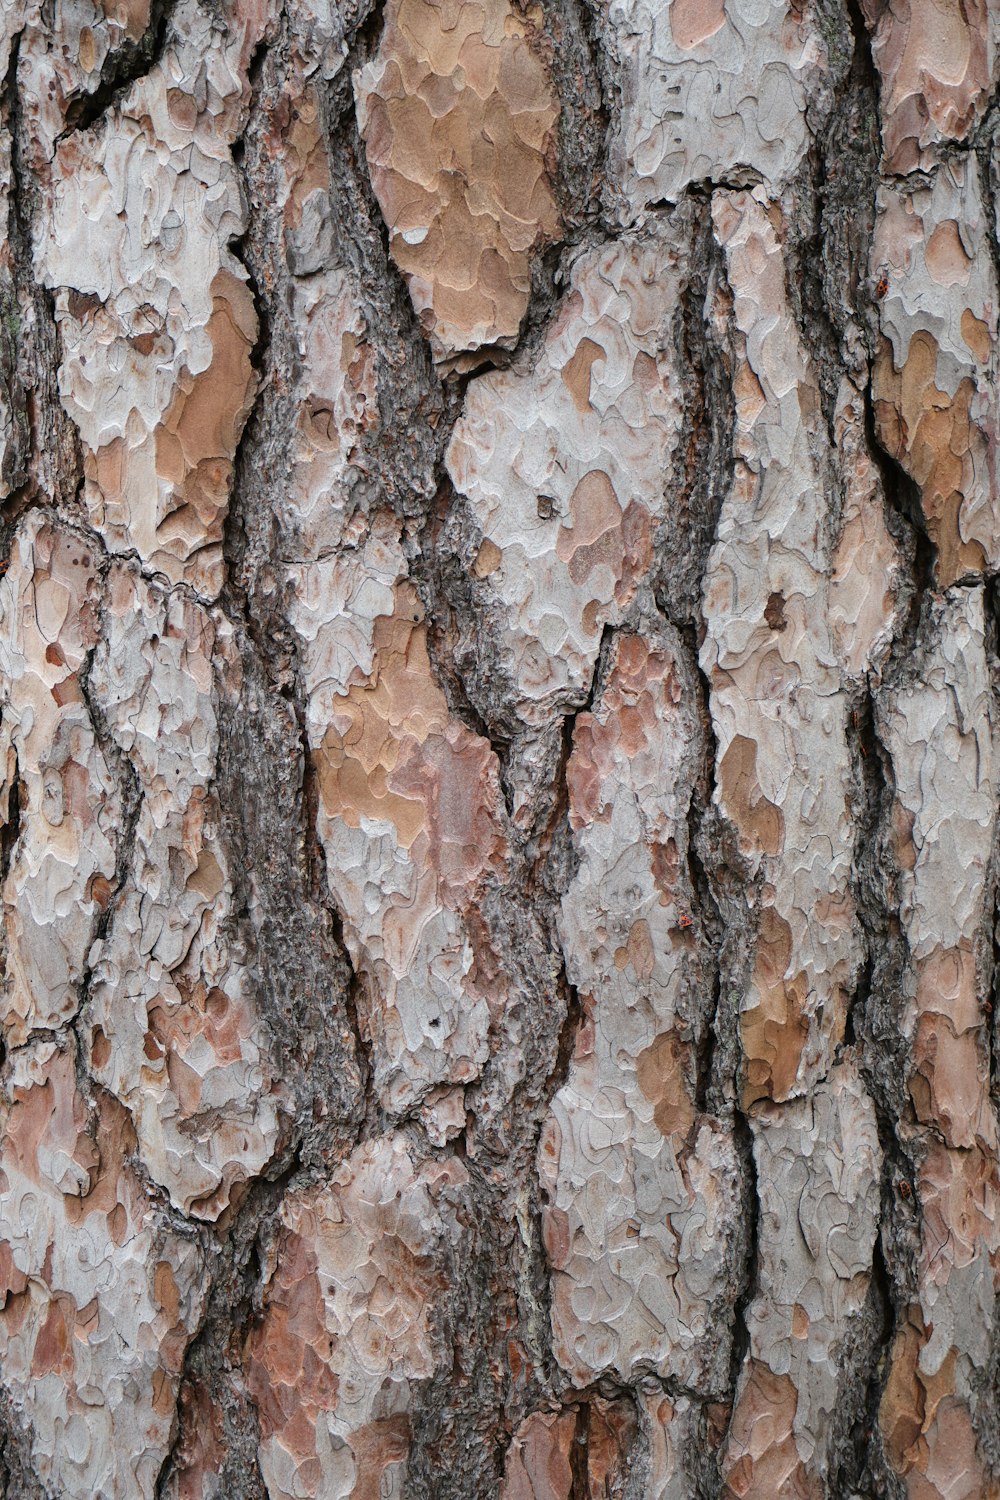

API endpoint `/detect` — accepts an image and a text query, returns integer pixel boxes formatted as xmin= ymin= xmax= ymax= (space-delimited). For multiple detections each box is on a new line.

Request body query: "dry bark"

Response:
xmin=0 ymin=0 xmax=999 ymax=1497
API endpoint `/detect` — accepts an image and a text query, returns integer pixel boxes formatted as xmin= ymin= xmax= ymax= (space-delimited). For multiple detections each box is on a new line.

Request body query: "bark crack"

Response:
xmin=55 ymin=0 xmax=179 ymax=142
xmin=3 ymin=30 xmax=81 ymax=514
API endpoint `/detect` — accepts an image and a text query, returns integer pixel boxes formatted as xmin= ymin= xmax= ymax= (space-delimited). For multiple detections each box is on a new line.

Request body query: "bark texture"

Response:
xmin=0 ymin=0 xmax=998 ymax=1497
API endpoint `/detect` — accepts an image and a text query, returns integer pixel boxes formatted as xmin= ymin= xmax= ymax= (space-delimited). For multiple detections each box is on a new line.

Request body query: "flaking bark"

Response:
xmin=0 ymin=1 xmax=999 ymax=1498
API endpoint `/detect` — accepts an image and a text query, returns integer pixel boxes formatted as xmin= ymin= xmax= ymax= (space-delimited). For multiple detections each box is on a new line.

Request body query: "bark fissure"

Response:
xmin=3 ymin=29 xmax=80 ymax=513
xmin=846 ymin=679 xmax=912 ymax=1500
xmin=75 ymin=598 xmax=143 ymax=1013
xmin=56 ymin=0 xmax=179 ymax=141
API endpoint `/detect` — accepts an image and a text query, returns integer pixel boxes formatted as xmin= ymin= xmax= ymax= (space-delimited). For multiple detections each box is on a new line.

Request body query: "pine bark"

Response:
xmin=0 ymin=1 xmax=998 ymax=1497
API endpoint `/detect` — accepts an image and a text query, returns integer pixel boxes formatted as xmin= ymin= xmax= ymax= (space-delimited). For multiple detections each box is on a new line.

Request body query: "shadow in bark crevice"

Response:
xmin=2 ymin=32 xmax=82 ymax=516
xmin=56 ymin=0 xmax=178 ymax=142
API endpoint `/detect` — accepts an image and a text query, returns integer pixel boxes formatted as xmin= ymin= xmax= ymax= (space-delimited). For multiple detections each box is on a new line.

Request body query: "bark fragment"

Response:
xmin=354 ymin=0 xmax=561 ymax=366
xmin=862 ymin=0 xmax=997 ymax=173
xmin=0 ymin=515 xmax=117 ymax=1043
xmin=602 ymin=0 xmax=827 ymax=220
xmin=540 ymin=626 xmax=740 ymax=1389
xmin=84 ymin=563 xmax=280 ymax=1220
xmin=0 ymin=1040 xmax=205 ymax=1500
xmin=36 ymin=0 xmax=263 ymax=597
xmin=876 ymin=588 xmax=1000 ymax=1500
xmin=721 ymin=1061 xmax=881 ymax=1498
xmin=245 ymin=1133 xmax=467 ymax=1500
xmin=703 ymin=191 xmax=886 ymax=1107
xmin=873 ymin=157 xmax=999 ymax=585
xmin=446 ymin=222 xmax=688 ymax=756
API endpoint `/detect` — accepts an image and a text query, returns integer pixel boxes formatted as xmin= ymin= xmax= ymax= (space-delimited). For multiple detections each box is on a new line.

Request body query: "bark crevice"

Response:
xmin=56 ymin=0 xmax=179 ymax=142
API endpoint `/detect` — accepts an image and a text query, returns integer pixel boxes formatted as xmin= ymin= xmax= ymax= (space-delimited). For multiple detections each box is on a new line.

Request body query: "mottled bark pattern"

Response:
xmin=0 ymin=0 xmax=999 ymax=1497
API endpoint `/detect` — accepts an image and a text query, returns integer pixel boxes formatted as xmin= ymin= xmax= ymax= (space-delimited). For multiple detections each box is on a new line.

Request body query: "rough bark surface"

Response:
xmin=0 ymin=1 xmax=999 ymax=1497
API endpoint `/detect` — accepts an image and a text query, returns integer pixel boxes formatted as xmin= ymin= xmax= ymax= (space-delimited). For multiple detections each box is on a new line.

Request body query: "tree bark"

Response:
xmin=0 ymin=0 xmax=998 ymax=1497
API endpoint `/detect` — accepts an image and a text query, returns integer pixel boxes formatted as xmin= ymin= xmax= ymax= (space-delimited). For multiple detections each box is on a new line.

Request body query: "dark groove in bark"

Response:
xmin=154 ymin=1147 xmax=307 ymax=1500
xmin=75 ymin=565 xmax=144 ymax=1019
xmin=684 ymin=636 xmax=724 ymax=1120
xmin=656 ymin=196 xmax=732 ymax=631
xmin=0 ymin=36 xmax=29 ymax=500
xmin=843 ymin=0 xmax=880 ymax=148
xmin=416 ymin=475 xmax=516 ymax=817
xmin=3 ymin=32 xmax=81 ymax=514
xmin=0 ymin=1388 xmax=51 ymax=1500
xmin=56 ymin=0 xmax=178 ymax=141
xmin=719 ymin=1108 xmax=758 ymax=1461
xmin=849 ymin=673 xmax=919 ymax=1500
xmin=568 ymin=1401 xmax=591 ymax=1500
xmin=543 ymin=0 xmax=608 ymax=238
xmin=0 ymin=749 xmax=21 ymax=901
xmin=862 ymin=378 xmax=936 ymax=618
xmin=850 ymin=1228 xmax=898 ymax=1499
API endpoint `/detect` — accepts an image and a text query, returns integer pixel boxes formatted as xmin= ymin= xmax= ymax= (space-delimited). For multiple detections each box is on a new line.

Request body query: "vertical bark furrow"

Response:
xmin=871 ymin=592 xmax=1000 ymax=1499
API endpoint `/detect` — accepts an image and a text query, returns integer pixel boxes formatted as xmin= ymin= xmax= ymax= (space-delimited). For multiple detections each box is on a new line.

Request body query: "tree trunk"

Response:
xmin=0 ymin=0 xmax=998 ymax=1496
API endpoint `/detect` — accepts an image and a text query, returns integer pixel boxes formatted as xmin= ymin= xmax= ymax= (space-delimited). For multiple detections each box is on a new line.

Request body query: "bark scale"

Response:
xmin=0 ymin=0 xmax=997 ymax=1498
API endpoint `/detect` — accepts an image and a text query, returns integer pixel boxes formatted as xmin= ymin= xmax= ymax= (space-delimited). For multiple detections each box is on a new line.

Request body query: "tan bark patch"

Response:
xmin=355 ymin=0 xmax=561 ymax=362
xmin=875 ymin=336 xmax=986 ymax=585
xmin=718 ymin=736 xmax=784 ymax=858
xmin=722 ymin=1364 xmax=821 ymax=1500
xmin=863 ymin=0 xmax=992 ymax=170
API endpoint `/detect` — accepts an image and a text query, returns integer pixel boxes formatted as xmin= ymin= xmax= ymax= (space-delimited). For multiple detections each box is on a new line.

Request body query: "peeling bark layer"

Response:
xmin=0 ymin=1 xmax=1000 ymax=1498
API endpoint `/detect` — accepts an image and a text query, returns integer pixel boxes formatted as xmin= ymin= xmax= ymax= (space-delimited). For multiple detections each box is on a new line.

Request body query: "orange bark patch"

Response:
xmin=315 ymin=588 xmax=505 ymax=890
xmin=356 ymin=0 xmax=561 ymax=358
xmin=557 ymin=470 xmax=624 ymax=584
xmin=560 ymin=338 xmax=604 ymax=414
xmin=719 ymin=735 xmax=784 ymax=857
xmin=918 ymin=1139 xmax=1000 ymax=1280
xmin=246 ymin=1226 xmax=339 ymax=1454
xmin=924 ymin=221 xmax=972 ymax=286
xmin=636 ymin=1029 xmax=696 ymax=1137
xmin=866 ymin=0 xmax=992 ymax=170
xmin=723 ymin=1362 xmax=822 ymax=1500
xmin=32 ymin=1295 xmax=74 ymax=1378
xmin=349 ymin=1417 xmax=412 ymax=1500
xmin=670 ymin=0 xmax=727 ymax=50
xmin=881 ymin=1305 xmax=993 ymax=1499
xmin=874 ymin=335 xmax=986 ymax=585
xmin=153 ymin=269 xmax=256 ymax=562
xmin=741 ymin=905 xmax=808 ymax=1106
xmin=910 ymin=946 xmax=991 ymax=1148
xmin=501 ymin=1409 xmax=575 ymax=1500
xmin=960 ymin=307 xmax=991 ymax=364
xmin=473 ymin=537 xmax=502 ymax=577
xmin=565 ymin=635 xmax=680 ymax=830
